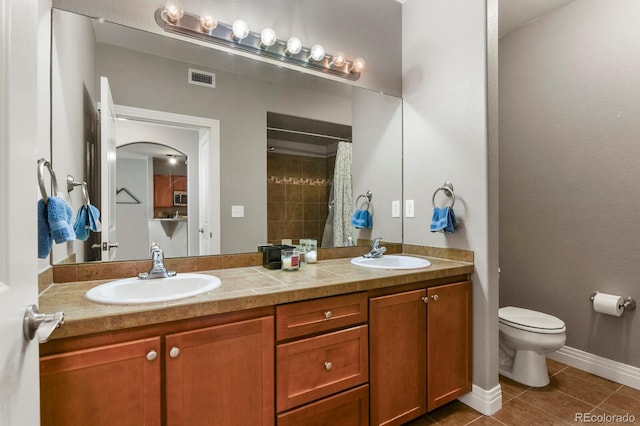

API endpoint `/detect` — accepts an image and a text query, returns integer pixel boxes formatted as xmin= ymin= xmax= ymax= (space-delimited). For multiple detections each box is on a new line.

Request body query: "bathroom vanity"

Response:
xmin=39 ymin=253 xmax=473 ymax=426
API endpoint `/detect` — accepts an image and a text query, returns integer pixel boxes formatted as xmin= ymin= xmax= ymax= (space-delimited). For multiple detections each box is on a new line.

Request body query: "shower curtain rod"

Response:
xmin=267 ymin=126 xmax=352 ymax=142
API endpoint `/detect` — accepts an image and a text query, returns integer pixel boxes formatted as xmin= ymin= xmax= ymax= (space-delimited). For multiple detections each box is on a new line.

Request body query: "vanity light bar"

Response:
xmin=154 ymin=8 xmax=364 ymax=81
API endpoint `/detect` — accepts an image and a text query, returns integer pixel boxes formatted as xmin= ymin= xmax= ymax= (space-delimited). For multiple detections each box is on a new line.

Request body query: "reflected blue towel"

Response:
xmin=430 ymin=206 xmax=457 ymax=233
xmin=38 ymin=199 xmax=52 ymax=259
xmin=87 ymin=204 xmax=102 ymax=232
xmin=73 ymin=206 xmax=90 ymax=241
xmin=73 ymin=204 xmax=102 ymax=241
xmin=351 ymin=209 xmax=373 ymax=229
xmin=47 ymin=196 xmax=76 ymax=243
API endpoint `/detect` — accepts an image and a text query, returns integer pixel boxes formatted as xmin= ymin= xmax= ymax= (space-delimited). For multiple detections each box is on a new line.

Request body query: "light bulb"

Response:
xmin=330 ymin=52 xmax=346 ymax=67
xmin=308 ymin=44 xmax=325 ymax=62
xmin=286 ymin=37 xmax=302 ymax=55
xmin=164 ymin=0 xmax=184 ymax=22
xmin=351 ymin=58 xmax=366 ymax=73
xmin=200 ymin=14 xmax=217 ymax=31
xmin=260 ymin=28 xmax=277 ymax=47
xmin=169 ymin=157 xmax=177 ymax=165
xmin=232 ymin=19 xmax=249 ymax=40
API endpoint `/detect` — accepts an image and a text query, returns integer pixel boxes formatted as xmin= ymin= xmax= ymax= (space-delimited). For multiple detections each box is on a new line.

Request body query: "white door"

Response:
xmin=0 ymin=0 xmax=45 ymax=424
xmin=99 ymin=76 xmax=118 ymax=261
xmin=198 ymin=132 xmax=212 ymax=255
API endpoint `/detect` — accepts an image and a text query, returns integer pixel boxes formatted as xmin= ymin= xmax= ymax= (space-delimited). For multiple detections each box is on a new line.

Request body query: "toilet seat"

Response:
xmin=499 ymin=306 xmax=566 ymax=335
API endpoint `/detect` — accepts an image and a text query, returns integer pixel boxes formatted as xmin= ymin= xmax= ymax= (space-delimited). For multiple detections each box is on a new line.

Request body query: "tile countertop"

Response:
xmin=39 ymin=255 xmax=474 ymax=340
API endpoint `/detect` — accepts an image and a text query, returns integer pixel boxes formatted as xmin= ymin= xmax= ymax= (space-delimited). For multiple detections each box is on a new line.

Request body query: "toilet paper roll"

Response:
xmin=592 ymin=293 xmax=624 ymax=317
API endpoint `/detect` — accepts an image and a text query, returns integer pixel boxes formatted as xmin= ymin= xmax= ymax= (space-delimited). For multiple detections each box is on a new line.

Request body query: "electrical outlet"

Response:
xmin=405 ymin=200 xmax=415 ymax=218
xmin=392 ymin=200 xmax=400 ymax=218
xmin=231 ymin=205 xmax=244 ymax=218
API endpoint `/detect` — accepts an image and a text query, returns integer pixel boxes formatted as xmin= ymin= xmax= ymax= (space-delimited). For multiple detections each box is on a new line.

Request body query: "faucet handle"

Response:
xmin=371 ymin=237 xmax=384 ymax=248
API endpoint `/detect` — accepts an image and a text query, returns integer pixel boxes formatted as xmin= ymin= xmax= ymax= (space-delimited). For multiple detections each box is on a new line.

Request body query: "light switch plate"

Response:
xmin=231 ymin=205 xmax=244 ymax=218
xmin=405 ymin=200 xmax=415 ymax=218
xmin=392 ymin=200 xmax=400 ymax=218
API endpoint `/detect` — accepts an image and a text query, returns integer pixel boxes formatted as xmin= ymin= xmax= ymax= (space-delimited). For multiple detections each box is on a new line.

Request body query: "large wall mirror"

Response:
xmin=50 ymin=8 xmax=403 ymax=265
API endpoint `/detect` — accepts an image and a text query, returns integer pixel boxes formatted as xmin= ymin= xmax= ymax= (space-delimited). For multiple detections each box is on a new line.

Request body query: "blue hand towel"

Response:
xmin=73 ymin=205 xmax=90 ymax=241
xmin=87 ymin=204 xmax=102 ymax=232
xmin=430 ymin=206 xmax=458 ymax=233
xmin=351 ymin=209 xmax=373 ymax=229
xmin=38 ymin=199 xmax=52 ymax=259
xmin=47 ymin=196 xmax=76 ymax=243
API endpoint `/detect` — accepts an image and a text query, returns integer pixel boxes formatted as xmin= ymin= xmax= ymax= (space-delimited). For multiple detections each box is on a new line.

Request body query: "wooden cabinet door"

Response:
xmin=427 ymin=280 xmax=472 ymax=411
xmin=165 ymin=316 xmax=274 ymax=426
xmin=369 ymin=289 xmax=427 ymax=426
xmin=172 ymin=175 xmax=187 ymax=191
xmin=40 ymin=337 xmax=161 ymax=426
xmin=154 ymin=174 xmax=173 ymax=208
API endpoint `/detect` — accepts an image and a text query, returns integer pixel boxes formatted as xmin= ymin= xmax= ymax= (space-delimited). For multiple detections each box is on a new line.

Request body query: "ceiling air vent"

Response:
xmin=188 ymin=68 xmax=215 ymax=88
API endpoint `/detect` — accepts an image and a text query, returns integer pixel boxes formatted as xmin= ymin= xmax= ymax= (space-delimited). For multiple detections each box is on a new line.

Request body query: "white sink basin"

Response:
xmin=350 ymin=255 xmax=432 ymax=270
xmin=85 ymin=273 xmax=221 ymax=305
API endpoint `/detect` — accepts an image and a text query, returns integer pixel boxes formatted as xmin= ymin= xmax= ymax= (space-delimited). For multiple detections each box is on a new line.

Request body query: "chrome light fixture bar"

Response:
xmin=154 ymin=8 xmax=364 ymax=81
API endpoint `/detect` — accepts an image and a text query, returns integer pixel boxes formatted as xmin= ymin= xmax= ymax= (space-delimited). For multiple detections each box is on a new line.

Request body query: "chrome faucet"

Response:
xmin=138 ymin=242 xmax=177 ymax=279
xmin=363 ymin=237 xmax=387 ymax=258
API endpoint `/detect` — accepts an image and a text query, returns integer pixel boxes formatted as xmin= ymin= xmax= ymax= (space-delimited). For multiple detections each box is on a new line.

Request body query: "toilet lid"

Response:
xmin=499 ymin=306 xmax=565 ymax=333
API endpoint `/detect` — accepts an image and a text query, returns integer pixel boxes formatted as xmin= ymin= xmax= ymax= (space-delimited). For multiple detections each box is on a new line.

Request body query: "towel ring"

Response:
xmin=67 ymin=175 xmax=90 ymax=206
xmin=37 ymin=159 xmax=59 ymax=204
xmin=432 ymin=181 xmax=455 ymax=208
xmin=356 ymin=190 xmax=373 ymax=209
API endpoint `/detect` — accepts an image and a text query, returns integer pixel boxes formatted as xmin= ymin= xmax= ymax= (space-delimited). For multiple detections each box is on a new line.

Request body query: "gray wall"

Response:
xmin=52 ymin=0 xmax=402 ymax=96
xmin=50 ymin=10 xmax=96 ymax=264
xmin=115 ymin=157 xmax=150 ymax=260
xmin=403 ymin=0 xmax=499 ymax=396
xmin=500 ymin=0 xmax=640 ymax=367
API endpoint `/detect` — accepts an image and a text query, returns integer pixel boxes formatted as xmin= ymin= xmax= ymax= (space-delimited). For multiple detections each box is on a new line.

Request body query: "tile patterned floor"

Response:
xmin=405 ymin=358 xmax=640 ymax=425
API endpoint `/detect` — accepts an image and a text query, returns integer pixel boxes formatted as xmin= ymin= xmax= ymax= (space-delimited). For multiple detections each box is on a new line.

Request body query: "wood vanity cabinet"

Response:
xmin=40 ymin=337 xmax=162 ymax=426
xmin=369 ymin=281 xmax=472 ymax=426
xmin=40 ymin=315 xmax=274 ymax=426
xmin=275 ymin=292 xmax=369 ymax=426
xmin=165 ymin=316 xmax=274 ymax=425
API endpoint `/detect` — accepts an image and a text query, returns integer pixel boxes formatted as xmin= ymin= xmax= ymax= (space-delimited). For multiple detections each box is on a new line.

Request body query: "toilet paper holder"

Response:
xmin=589 ymin=292 xmax=636 ymax=312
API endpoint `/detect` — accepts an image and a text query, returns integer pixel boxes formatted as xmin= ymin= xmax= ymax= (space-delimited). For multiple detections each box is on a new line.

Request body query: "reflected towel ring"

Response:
xmin=37 ymin=158 xmax=59 ymax=204
xmin=356 ymin=190 xmax=373 ymax=209
xmin=67 ymin=174 xmax=90 ymax=206
xmin=432 ymin=181 xmax=455 ymax=208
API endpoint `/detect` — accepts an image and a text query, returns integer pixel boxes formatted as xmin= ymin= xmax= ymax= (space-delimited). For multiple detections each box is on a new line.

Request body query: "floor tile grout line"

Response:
xmin=551 ymin=388 xmax=598 ymax=410
xmin=592 ymin=384 xmax=625 ymax=412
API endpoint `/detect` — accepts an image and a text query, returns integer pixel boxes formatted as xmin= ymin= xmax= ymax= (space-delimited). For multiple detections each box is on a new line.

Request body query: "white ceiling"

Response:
xmin=498 ymin=0 xmax=574 ymax=37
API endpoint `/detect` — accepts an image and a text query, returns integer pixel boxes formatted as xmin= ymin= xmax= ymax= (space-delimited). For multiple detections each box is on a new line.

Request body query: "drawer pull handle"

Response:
xmin=324 ymin=311 xmax=332 ymax=320
xmin=432 ymin=294 xmax=439 ymax=301
xmin=146 ymin=350 xmax=158 ymax=362
xmin=421 ymin=296 xmax=428 ymax=304
xmin=324 ymin=361 xmax=333 ymax=371
xmin=169 ymin=347 xmax=181 ymax=358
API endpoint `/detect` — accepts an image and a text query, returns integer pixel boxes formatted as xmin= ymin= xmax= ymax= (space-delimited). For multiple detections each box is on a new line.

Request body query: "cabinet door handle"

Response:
xmin=421 ymin=296 xmax=428 ymax=304
xmin=146 ymin=350 xmax=158 ymax=361
xmin=324 ymin=361 xmax=333 ymax=371
xmin=324 ymin=311 xmax=332 ymax=319
xmin=169 ymin=347 xmax=181 ymax=358
xmin=431 ymin=294 xmax=439 ymax=301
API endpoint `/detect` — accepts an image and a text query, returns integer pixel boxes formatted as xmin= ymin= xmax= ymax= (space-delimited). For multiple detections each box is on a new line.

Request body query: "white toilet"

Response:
xmin=498 ymin=306 xmax=566 ymax=387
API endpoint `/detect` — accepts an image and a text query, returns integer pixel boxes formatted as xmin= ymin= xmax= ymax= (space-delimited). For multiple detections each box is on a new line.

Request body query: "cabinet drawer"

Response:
xmin=276 ymin=292 xmax=367 ymax=341
xmin=277 ymin=385 xmax=369 ymax=426
xmin=276 ymin=325 xmax=368 ymax=412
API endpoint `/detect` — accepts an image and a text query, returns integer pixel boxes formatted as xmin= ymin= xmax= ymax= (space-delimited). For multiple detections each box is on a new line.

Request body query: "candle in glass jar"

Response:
xmin=306 ymin=250 xmax=317 ymax=263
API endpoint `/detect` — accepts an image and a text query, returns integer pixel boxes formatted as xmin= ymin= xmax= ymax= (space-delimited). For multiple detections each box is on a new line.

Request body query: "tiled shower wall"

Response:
xmin=267 ymin=152 xmax=336 ymax=246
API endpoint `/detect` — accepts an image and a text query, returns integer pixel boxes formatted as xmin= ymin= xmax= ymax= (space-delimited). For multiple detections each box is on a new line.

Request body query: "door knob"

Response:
xmin=93 ymin=242 xmax=119 ymax=251
xmin=23 ymin=305 xmax=64 ymax=343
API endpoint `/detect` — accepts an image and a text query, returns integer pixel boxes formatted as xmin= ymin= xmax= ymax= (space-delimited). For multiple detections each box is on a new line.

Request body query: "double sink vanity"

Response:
xmin=39 ymin=246 xmax=473 ymax=426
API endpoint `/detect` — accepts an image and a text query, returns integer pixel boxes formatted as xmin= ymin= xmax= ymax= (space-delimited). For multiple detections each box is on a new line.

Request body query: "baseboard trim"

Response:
xmin=458 ymin=384 xmax=502 ymax=415
xmin=548 ymin=345 xmax=640 ymax=390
